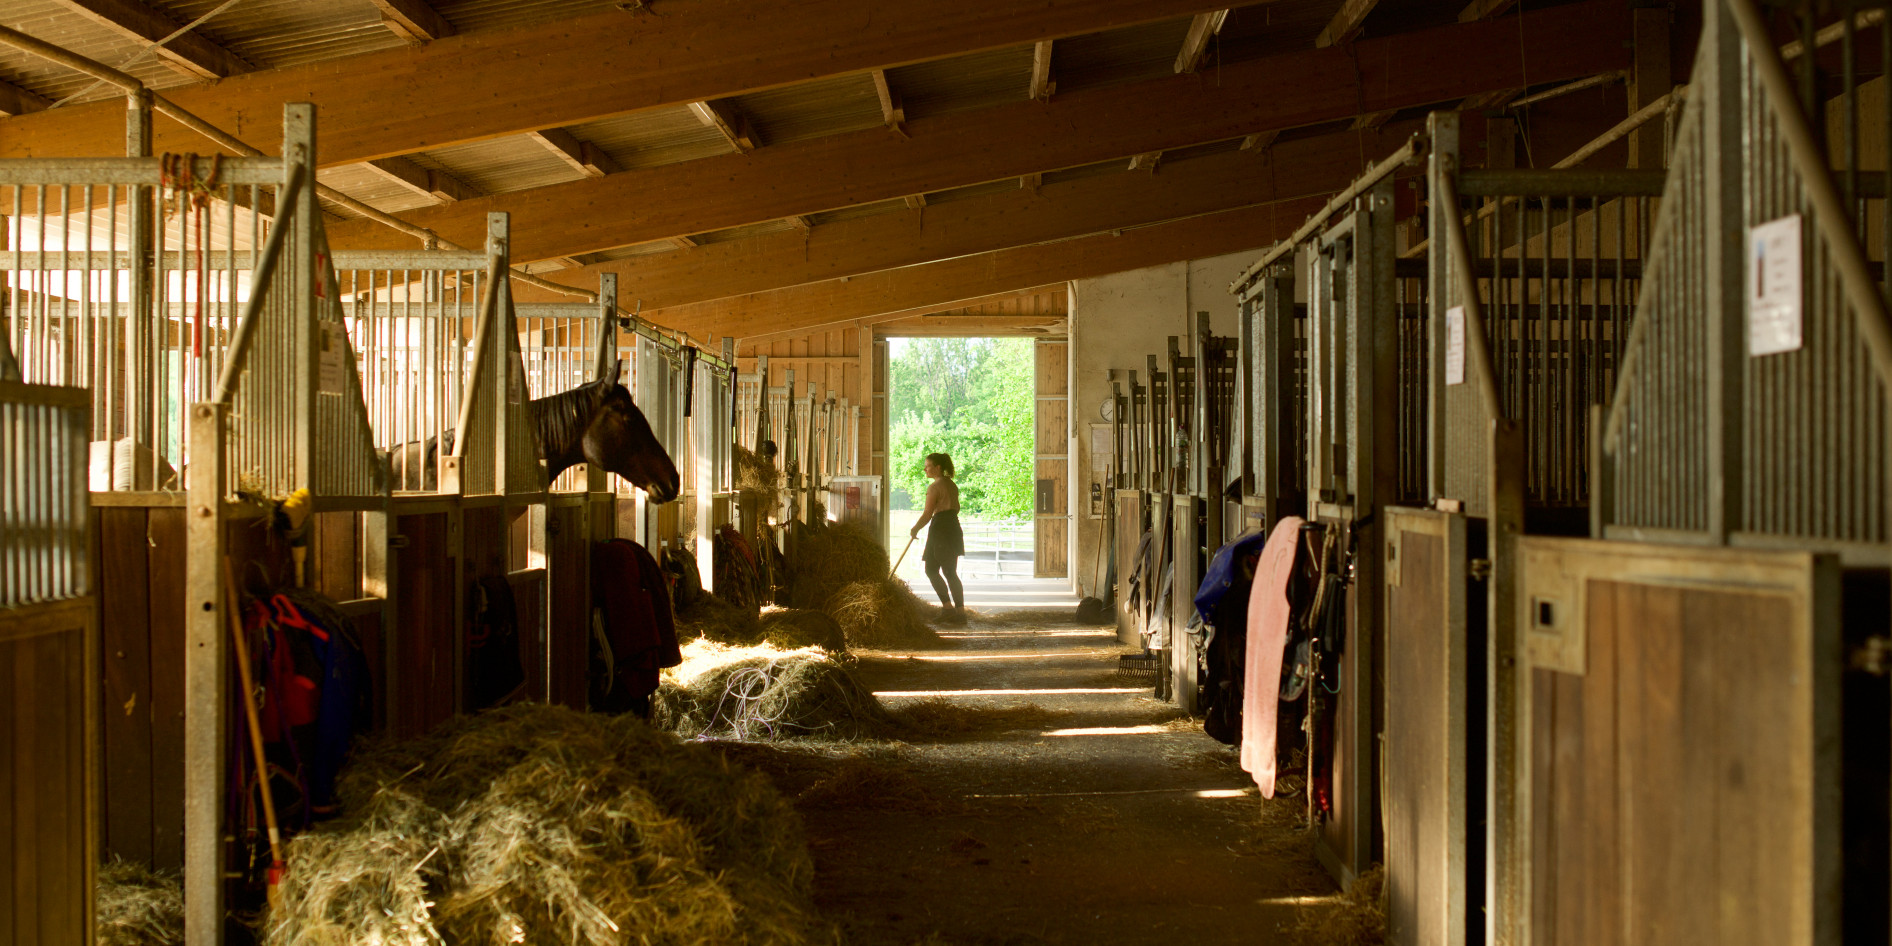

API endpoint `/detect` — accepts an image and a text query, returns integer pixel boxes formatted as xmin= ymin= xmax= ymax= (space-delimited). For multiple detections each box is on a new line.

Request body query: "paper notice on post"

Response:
xmin=1748 ymin=214 xmax=1803 ymax=356
xmin=1445 ymin=305 xmax=1466 ymax=385
xmin=318 ymin=322 xmax=347 ymax=395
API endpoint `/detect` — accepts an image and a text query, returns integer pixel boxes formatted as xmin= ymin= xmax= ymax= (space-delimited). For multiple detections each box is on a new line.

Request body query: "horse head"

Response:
xmin=585 ymin=359 xmax=680 ymax=503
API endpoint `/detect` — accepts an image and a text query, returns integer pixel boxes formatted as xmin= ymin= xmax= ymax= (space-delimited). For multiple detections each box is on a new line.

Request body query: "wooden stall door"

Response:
xmin=1516 ymin=539 xmax=1840 ymax=946
xmin=1034 ymin=339 xmax=1069 ymax=578
xmin=1114 ymin=490 xmax=1144 ymax=645
xmin=1383 ymin=508 xmax=1470 ymax=946
xmin=3 ymin=600 xmax=94 ymax=946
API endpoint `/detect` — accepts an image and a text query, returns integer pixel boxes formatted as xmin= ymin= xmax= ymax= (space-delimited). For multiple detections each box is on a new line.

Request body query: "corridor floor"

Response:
xmin=750 ymin=614 xmax=1373 ymax=945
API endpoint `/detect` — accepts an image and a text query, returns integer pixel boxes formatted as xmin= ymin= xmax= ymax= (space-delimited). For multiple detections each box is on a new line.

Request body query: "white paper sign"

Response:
xmin=317 ymin=322 xmax=347 ymax=395
xmin=1445 ymin=305 xmax=1466 ymax=385
xmin=1748 ymin=214 xmax=1803 ymax=356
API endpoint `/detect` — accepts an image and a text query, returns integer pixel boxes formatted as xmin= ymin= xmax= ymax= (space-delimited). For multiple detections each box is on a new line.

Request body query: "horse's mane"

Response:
xmin=527 ymin=380 xmax=609 ymax=460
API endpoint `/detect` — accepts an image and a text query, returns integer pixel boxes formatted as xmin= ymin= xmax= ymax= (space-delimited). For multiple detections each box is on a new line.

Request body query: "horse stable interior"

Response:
xmin=3 ymin=0 xmax=1890 ymax=944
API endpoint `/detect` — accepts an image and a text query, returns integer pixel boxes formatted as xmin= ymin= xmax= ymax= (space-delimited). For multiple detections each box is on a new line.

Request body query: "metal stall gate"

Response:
xmin=0 ymin=380 xmax=93 ymax=946
xmin=1557 ymin=1 xmax=1890 ymax=942
xmin=1422 ymin=103 xmax=1658 ymax=945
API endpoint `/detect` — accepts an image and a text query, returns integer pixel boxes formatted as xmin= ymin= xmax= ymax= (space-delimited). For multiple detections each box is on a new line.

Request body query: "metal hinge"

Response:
xmin=1468 ymin=558 xmax=1492 ymax=581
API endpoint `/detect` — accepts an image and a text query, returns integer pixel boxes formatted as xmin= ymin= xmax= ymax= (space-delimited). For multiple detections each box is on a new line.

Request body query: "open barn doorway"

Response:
xmin=883 ymin=337 xmax=1038 ymax=588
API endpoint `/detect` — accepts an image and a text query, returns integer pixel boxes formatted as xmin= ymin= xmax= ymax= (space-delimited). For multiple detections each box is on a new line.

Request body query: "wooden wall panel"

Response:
xmin=3 ymin=613 xmax=89 ymax=946
xmin=313 ymin=512 xmax=361 ymax=601
xmin=98 ymin=508 xmax=155 ymax=866
xmin=394 ymin=512 xmax=455 ymax=738
xmin=1035 ymin=339 xmax=1069 ymax=578
xmin=144 ymin=509 xmax=187 ymax=872
xmin=548 ymin=504 xmax=591 ymax=709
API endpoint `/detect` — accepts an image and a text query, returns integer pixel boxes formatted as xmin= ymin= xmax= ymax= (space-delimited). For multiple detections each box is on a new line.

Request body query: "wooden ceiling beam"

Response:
xmin=526 ymin=128 xmax=620 ymax=178
xmin=50 ymin=0 xmax=250 ymax=80
xmin=638 ymin=198 xmax=1329 ymax=342
xmin=1 ymin=0 xmax=1247 ymax=162
xmin=1128 ymin=151 xmax=1162 ymax=171
xmin=323 ymin=0 xmax=1627 ymax=259
xmin=1460 ymin=0 xmax=1519 ymax=22
xmin=876 ymin=313 xmax=1068 ymax=339
xmin=1351 ymin=109 xmax=1398 ymax=132
xmin=521 ymin=126 xmax=1427 ymax=311
xmin=1316 ymin=0 xmax=1379 ymax=48
xmin=369 ymin=0 xmax=455 ymax=43
xmin=1174 ymin=10 xmax=1229 ymax=73
xmin=361 ymin=155 xmax=477 ymax=203
xmin=0 ymin=79 xmax=49 ymax=118
xmin=689 ymin=100 xmax=759 ymax=152
xmin=904 ymin=193 xmax=927 ymax=210
xmin=1029 ymin=41 xmax=1055 ymax=100
xmin=1239 ymin=129 xmax=1278 ymax=151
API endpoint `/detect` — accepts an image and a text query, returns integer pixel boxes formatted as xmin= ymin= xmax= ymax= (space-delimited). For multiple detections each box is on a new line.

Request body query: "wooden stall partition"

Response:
xmin=1169 ymin=495 xmax=1201 ymax=712
xmin=1514 ymin=538 xmax=1840 ymax=946
xmin=1382 ymin=507 xmax=1475 ymax=946
xmin=1114 ymin=490 xmax=1145 ymax=645
xmin=1035 ymin=339 xmax=1070 ymax=577
xmin=1 ymin=381 xmax=95 ymax=946
xmin=545 ymin=497 xmax=592 ymax=708
xmin=392 ymin=511 xmax=458 ymax=738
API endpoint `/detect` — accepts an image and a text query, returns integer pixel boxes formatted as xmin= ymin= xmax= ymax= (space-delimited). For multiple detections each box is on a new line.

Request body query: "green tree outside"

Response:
xmin=888 ymin=337 xmax=1034 ymax=520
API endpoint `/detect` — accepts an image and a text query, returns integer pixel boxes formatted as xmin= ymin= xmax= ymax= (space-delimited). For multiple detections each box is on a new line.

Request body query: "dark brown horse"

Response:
xmin=386 ymin=355 xmax=678 ymax=500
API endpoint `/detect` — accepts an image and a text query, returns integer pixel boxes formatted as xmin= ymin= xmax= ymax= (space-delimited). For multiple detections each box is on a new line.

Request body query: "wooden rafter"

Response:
xmin=0 ymin=79 xmax=49 ymax=118
xmin=1174 ymin=10 xmax=1229 ymax=73
xmin=1316 ymin=0 xmax=1379 ymax=48
xmin=904 ymin=194 xmax=927 ymax=210
xmin=361 ymin=156 xmax=476 ymax=203
xmin=1020 ymin=172 xmax=1043 ymax=190
xmin=1128 ymin=151 xmax=1161 ymax=171
xmin=1239 ymin=129 xmax=1278 ymax=151
xmin=526 ymin=128 xmax=621 ymax=178
xmin=369 ymin=0 xmax=454 ymax=43
xmin=631 ymin=198 xmax=1330 ymax=341
xmin=1350 ymin=109 xmax=1398 ymax=132
xmin=514 ymin=124 xmax=1440 ymax=312
xmin=321 ymin=1 xmax=1630 ymax=257
xmin=2 ymin=0 xmax=1248 ymax=162
xmin=1459 ymin=0 xmax=1519 ymax=22
xmin=50 ymin=0 xmax=250 ymax=79
xmin=689 ymin=100 xmax=758 ymax=152
xmin=671 ymin=235 xmax=699 ymax=249
xmin=1458 ymin=88 xmax=1520 ymax=111
xmin=788 ymin=215 xmax=813 ymax=230
xmin=1029 ymin=41 xmax=1055 ymax=100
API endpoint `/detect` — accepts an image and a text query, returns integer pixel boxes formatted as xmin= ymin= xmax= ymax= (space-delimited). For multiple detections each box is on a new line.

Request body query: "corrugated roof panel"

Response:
xmin=1052 ymin=17 xmax=1193 ymax=94
xmin=690 ymin=218 xmax=800 ymax=246
xmin=0 ymin=1 xmax=204 ymax=105
xmin=316 ymin=162 xmax=442 ymax=216
xmin=809 ymin=198 xmax=906 ymax=226
xmin=727 ymin=73 xmax=884 ymax=147
xmin=569 ymin=106 xmax=735 ymax=171
xmin=886 ymin=45 xmax=1033 ymax=120
xmin=404 ymin=135 xmax=584 ymax=196
xmin=433 ymin=0 xmax=623 ymax=33
xmin=165 ymin=0 xmax=404 ymax=70
xmin=1215 ymin=0 xmax=1347 ymax=64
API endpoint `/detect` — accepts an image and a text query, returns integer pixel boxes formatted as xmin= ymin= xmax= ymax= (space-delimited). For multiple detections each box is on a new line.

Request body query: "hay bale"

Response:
xmin=270 ymin=704 xmax=818 ymax=946
xmin=734 ymin=445 xmax=781 ymax=511
xmin=678 ymin=591 xmax=763 ymax=645
xmin=653 ymin=641 xmax=890 ymax=741
xmin=96 ymin=859 xmax=183 ymax=946
xmin=1295 ymin=863 xmax=1386 ymax=945
xmin=780 ymin=520 xmax=887 ymax=611
xmin=826 ymin=579 xmax=940 ymax=649
xmin=758 ymin=608 xmax=845 ymax=651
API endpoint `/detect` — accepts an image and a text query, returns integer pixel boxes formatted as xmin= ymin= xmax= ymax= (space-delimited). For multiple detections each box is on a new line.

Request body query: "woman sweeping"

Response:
xmin=911 ymin=452 xmax=966 ymax=623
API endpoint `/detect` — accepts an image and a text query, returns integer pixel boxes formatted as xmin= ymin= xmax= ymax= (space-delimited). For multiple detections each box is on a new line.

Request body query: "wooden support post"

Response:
xmin=286 ymin=104 xmax=318 ymax=491
xmin=1628 ymin=6 xmax=1672 ymax=170
xmin=182 ymin=401 xmax=227 ymax=946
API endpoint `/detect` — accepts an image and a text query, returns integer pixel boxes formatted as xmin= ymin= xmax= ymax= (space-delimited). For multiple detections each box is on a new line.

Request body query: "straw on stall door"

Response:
xmin=223 ymin=557 xmax=286 ymax=911
xmin=890 ymin=534 xmax=917 ymax=578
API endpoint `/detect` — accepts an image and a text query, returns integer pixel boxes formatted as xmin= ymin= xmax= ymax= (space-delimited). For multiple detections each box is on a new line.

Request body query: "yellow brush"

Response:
xmin=280 ymin=488 xmax=313 ymax=587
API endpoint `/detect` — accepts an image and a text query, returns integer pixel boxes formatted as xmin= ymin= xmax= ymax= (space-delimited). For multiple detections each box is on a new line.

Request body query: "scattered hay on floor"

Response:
xmin=1294 ymin=864 xmax=1386 ymax=946
xmin=653 ymin=640 xmax=891 ymax=741
xmin=96 ymin=858 xmax=183 ymax=946
xmin=759 ymin=608 xmax=847 ymax=651
xmin=269 ymin=704 xmax=819 ymax=946
xmin=826 ymin=579 xmax=940 ymax=649
xmin=891 ymin=699 xmax=1066 ymax=738
xmin=678 ymin=591 xmax=764 ymax=645
xmin=793 ymin=757 xmax=947 ymax=813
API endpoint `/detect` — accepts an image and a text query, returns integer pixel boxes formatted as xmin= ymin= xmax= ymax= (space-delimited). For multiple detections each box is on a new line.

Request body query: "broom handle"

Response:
xmin=890 ymin=533 xmax=917 ymax=577
xmin=224 ymin=557 xmax=284 ymax=867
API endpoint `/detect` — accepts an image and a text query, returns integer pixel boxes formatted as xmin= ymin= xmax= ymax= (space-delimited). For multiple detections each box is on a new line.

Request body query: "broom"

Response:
xmin=223 ymin=557 xmax=286 ymax=912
